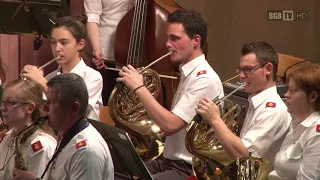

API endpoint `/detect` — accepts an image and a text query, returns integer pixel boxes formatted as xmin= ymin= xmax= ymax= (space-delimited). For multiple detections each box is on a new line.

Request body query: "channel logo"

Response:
xmin=268 ymin=10 xmax=308 ymax=21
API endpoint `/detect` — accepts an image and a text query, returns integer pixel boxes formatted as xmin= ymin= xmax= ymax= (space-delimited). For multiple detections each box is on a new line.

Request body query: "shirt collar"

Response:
xmin=300 ymin=111 xmax=320 ymax=127
xmin=179 ymin=54 xmax=205 ymax=77
xmin=249 ymin=86 xmax=277 ymax=108
xmin=56 ymin=58 xmax=85 ymax=75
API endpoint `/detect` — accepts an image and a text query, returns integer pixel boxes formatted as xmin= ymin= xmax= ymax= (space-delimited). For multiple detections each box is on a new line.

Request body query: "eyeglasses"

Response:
xmin=236 ymin=64 xmax=263 ymax=75
xmin=0 ymin=100 xmax=30 ymax=107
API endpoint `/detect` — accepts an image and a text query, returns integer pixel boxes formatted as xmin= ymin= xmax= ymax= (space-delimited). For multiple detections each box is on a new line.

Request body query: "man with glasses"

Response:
xmin=196 ymin=41 xmax=291 ymax=163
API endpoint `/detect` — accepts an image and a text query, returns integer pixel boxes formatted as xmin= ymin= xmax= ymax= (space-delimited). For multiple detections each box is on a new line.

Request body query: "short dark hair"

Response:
xmin=167 ymin=9 xmax=207 ymax=50
xmin=288 ymin=64 xmax=320 ymax=111
xmin=52 ymin=14 xmax=88 ymax=42
xmin=47 ymin=73 xmax=88 ymax=116
xmin=241 ymin=42 xmax=278 ymax=81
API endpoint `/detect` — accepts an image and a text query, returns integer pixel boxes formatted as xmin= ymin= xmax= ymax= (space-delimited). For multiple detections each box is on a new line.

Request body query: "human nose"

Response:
xmin=0 ymin=102 xmax=7 ymax=111
xmin=284 ymin=91 xmax=290 ymax=99
xmin=166 ymin=39 xmax=172 ymax=49
xmin=239 ymin=71 xmax=247 ymax=79
xmin=54 ymin=42 xmax=62 ymax=53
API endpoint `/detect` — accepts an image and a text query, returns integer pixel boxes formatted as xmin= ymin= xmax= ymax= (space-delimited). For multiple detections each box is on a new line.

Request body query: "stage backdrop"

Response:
xmin=0 ymin=0 xmax=319 ymax=85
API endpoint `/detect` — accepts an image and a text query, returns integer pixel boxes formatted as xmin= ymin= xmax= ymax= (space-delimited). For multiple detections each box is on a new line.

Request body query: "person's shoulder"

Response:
xmin=45 ymin=69 xmax=59 ymax=80
xmin=82 ymin=65 xmax=103 ymax=80
xmin=74 ymin=125 xmax=107 ymax=150
xmin=261 ymin=95 xmax=291 ymax=121
xmin=263 ymin=99 xmax=287 ymax=112
xmin=30 ymin=133 xmax=57 ymax=154
xmin=193 ymin=64 xmax=222 ymax=88
xmin=309 ymin=117 xmax=320 ymax=134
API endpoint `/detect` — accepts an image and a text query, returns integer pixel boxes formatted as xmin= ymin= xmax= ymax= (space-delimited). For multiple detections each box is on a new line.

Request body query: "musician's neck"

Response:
xmin=61 ymin=57 xmax=81 ymax=73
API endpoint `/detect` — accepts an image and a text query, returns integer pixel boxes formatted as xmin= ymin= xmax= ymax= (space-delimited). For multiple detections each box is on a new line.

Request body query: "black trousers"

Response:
xmin=145 ymin=158 xmax=193 ymax=180
xmin=100 ymin=68 xmax=118 ymax=105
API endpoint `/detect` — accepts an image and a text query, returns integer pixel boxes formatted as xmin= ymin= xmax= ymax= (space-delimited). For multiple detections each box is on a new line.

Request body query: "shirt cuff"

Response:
xmin=242 ymin=138 xmax=252 ymax=149
xmin=86 ymin=13 xmax=100 ymax=24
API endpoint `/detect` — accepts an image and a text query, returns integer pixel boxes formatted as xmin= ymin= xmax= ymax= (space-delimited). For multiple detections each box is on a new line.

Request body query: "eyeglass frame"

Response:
xmin=0 ymin=100 xmax=31 ymax=107
xmin=236 ymin=63 xmax=267 ymax=75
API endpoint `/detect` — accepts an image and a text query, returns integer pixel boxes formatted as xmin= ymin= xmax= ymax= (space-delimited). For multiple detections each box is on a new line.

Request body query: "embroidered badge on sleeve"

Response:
xmin=31 ymin=141 xmax=43 ymax=153
xmin=266 ymin=102 xmax=276 ymax=108
xmin=316 ymin=125 xmax=320 ymax=132
xmin=76 ymin=140 xmax=87 ymax=149
xmin=197 ymin=70 xmax=207 ymax=76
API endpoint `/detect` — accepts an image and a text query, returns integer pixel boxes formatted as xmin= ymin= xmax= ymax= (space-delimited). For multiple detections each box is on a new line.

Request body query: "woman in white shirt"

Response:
xmin=0 ymin=79 xmax=56 ymax=180
xmin=20 ymin=14 xmax=103 ymax=121
xmin=269 ymin=64 xmax=320 ymax=180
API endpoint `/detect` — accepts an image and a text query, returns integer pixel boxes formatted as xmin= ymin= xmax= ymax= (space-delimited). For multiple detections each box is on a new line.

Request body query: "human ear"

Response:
xmin=77 ymin=39 xmax=86 ymax=51
xmin=26 ymin=103 xmax=36 ymax=115
xmin=193 ymin=35 xmax=201 ymax=48
xmin=265 ymin=63 xmax=273 ymax=76
xmin=309 ymin=91 xmax=318 ymax=103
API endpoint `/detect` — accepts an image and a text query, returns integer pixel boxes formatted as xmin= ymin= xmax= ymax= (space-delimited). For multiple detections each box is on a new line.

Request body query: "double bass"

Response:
xmin=108 ymin=0 xmax=182 ymax=161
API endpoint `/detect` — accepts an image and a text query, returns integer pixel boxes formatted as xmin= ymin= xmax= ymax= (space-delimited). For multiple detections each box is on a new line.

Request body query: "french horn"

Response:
xmin=108 ymin=52 xmax=173 ymax=161
xmin=185 ymin=84 xmax=245 ymax=179
xmin=221 ymin=152 xmax=273 ymax=180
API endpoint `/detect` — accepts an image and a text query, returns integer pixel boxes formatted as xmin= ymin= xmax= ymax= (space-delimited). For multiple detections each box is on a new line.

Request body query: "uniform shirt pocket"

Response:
xmin=285 ymin=143 xmax=302 ymax=159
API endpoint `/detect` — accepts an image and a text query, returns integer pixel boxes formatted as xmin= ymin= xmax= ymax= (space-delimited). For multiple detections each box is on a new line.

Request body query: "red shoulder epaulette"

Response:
xmin=266 ymin=102 xmax=276 ymax=108
xmin=197 ymin=70 xmax=207 ymax=76
xmin=76 ymin=140 xmax=86 ymax=149
xmin=31 ymin=141 xmax=43 ymax=153
xmin=316 ymin=125 xmax=320 ymax=132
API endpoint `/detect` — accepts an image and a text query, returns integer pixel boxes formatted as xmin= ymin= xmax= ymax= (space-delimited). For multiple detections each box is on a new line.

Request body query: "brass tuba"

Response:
xmin=14 ymin=116 xmax=49 ymax=170
xmin=108 ymin=52 xmax=172 ymax=161
xmin=221 ymin=152 xmax=273 ymax=180
xmin=185 ymin=84 xmax=245 ymax=179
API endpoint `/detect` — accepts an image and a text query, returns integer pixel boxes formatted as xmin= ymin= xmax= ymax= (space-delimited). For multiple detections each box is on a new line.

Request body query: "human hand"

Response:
xmin=92 ymin=50 xmax=105 ymax=70
xmin=12 ymin=169 xmax=37 ymax=180
xmin=116 ymin=65 xmax=144 ymax=91
xmin=196 ymin=97 xmax=221 ymax=124
xmin=20 ymin=65 xmax=45 ymax=84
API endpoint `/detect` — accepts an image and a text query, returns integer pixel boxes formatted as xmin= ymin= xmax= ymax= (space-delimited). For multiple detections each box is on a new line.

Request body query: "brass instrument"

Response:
xmin=108 ymin=52 xmax=173 ymax=161
xmin=221 ymin=152 xmax=273 ymax=180
xmin=185 ymin=84 xmax=245 ymax=180
xmin=14 ymin=116 xmax=49 ymax=170
xmin=20 ymin=56 xmax=61 ymax=80
xmin=0 ymin=121 xmax=8 ymax=137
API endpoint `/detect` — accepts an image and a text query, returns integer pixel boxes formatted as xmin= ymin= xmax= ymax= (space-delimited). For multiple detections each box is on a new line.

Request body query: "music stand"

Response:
xmin=0 ymin=0 xmax=69 ymax=64
xmin=0 ymin=0 xmax=69 ymax=36
xmin=87 ymin=119 xmax=154 ymax=180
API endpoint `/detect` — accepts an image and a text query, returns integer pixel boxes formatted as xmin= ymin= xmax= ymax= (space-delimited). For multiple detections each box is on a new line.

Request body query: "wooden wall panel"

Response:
xmin=1 ymin=0 xmax=319 ymax=84
xmin=176 ymin=0 xmax=319 ymax=81
xmin=0 ymin=34 xmax=19 ymax=86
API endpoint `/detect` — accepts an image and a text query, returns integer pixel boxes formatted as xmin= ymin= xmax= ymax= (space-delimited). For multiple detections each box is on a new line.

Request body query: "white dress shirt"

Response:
xmin=84 ymin=0 xmax=135 ymax=61
xmin=0 ymin=130 xmax=56 ymax=180
xmin=269 ymin=112 xmax=320 ymax=180
xmin=240 ymin=86 xmax=291 ymax=162
xmin=45 ymin=59 xmax=103 ymax=121
xmin=44 ymin=124 xmax=114 ymax=180
xmin=163 ymin=54 xmax=224 ymax=164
